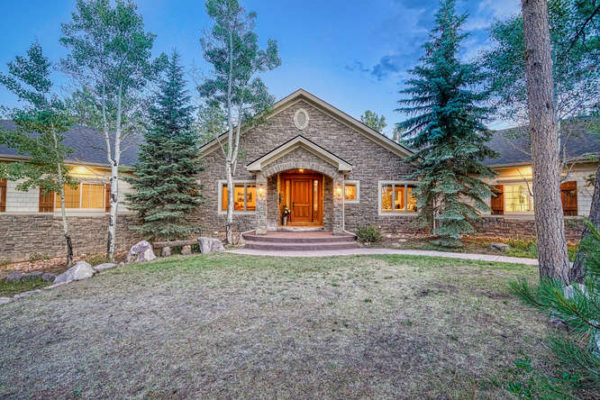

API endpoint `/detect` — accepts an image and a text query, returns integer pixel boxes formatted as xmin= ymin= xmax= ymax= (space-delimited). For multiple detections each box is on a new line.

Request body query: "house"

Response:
xmin=0 ymin=120 xmax=142 ymax=262
xmin=1 ymin=89 xmax=598 ymax=261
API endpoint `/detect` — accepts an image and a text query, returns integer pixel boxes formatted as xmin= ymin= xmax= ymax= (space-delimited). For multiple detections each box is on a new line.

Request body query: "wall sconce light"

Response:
xmin=298 ymin=168 xmax=304 ymax=173
xmin=257 ymin=186 xmax=266 ymax=200
xmin=335 ymin=184 xmax=343 ymax=199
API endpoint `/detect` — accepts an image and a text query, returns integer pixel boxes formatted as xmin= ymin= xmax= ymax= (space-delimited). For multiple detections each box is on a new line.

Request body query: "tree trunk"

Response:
xmin=225 ymin=161 xmax=234 ymax=244
xmin=521 ymin=0 xmax=571 ymax=282
xmin=107 ymin=164 xmax=119 ymax=260
xmin=570 ymin=164 xmax=600 ymax=282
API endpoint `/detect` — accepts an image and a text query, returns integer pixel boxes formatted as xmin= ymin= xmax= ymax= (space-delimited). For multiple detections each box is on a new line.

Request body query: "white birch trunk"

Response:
xmin=53 ymin=129 xmax=73 ymax=268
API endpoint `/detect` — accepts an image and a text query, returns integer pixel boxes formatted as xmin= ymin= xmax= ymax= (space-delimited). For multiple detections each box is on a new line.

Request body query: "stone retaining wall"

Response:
xmin=473 ymin=216 xmax=584 ymax=241
xmin=0 ymin=214 xmax=144 ymax=262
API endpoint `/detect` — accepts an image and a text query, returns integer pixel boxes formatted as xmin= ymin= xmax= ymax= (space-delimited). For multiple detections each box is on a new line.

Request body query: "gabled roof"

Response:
xmin=246 ymin=135 xmax=353 ymax=173
xmin=0 ymin=120 xmax=141 ymax=167
xmin=485 ymin=118 xmax=600 ymax=167
xmin=199 ymin=89 xmax=414 ymax=159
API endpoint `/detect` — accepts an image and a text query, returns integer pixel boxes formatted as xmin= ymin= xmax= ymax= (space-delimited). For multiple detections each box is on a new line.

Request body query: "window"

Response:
xmin=344 ymin=180 xmax=359 ymax=203
xmin=39 ymin=189 xmax=55 ymax=213
xmin=0 ymin=179 xmax=6 ymax=212
xmin=55 ymin=183 xmax=106 ymax=209
xmin=220 ymin=182 xmax=256 ymax=212
xmin=379 ymin=182 xmax=417 ymax=214
xmin=504 ymin=184 xmax=534 ymax=213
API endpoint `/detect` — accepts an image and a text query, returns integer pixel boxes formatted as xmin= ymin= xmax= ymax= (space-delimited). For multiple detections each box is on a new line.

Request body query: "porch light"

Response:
xmin=335 ymin=183 xmax=343 ymax=198
xmin=257 ymin=186 xmax=266 ymax=199
xmin=298 ymin=168 xmax=304 ymax=173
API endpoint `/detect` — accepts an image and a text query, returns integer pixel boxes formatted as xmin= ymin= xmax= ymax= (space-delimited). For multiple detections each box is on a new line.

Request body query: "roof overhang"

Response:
xmin=246 ymin=135 xmax=353 ymax=173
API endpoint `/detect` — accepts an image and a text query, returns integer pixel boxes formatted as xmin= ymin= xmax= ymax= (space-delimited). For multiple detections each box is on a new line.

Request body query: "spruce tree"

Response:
xmin=397 ymin=0 xmax=497 ymax=247
xmin=126 ymin=52 xmax=202 ymax=240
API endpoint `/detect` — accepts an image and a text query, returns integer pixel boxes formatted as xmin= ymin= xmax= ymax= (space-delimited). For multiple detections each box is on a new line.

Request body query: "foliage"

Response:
xmin=510 ymin=220 xmax=600 ymax=389
xmin=198 ymin=0 xmax=280 ymax=243
xmin=360 ymin=110 xmax=387 ymax=132
xmin=483 ymin=0 xmax=600 ymax=123
xmin=85 ymin=253 xmax=111 ymax=266
xmin=60 ymin=0 xmax=166 ymax=259
xmin=504 ymin=237 xmax=578 ymax=261
xmin=0 ymin=277 xmax=52 ymax=297
xmin=125 ymin=52 xmax=203 ymax=241
xmin=397 ymin=0 xmax=497 ymax=247
xmin=355 ymin=225 xmax=382 ymax=244
xmin=505 ymin=357 xmax=577 ymax=399
xmin=0 ymin=42 xmax=77 ymax=267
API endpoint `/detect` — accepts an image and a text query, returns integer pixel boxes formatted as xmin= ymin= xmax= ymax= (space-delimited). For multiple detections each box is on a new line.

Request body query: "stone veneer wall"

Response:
xmin=197 ymin=99 xmax=416 ymax=234
xmin=474 ymin=216 xmax=584 ymax=241
xmin=0 ymin=214 xmax=144 ymax=262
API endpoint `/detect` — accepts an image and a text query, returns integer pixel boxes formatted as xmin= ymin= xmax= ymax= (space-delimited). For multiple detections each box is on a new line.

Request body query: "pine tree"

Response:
xmin=397 ymin=0 xmax=497 ymax=247
xmin=125 ymin=52 xmax=202 ymax=240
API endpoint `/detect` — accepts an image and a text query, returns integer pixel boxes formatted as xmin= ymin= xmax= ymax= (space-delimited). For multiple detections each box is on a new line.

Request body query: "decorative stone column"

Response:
xmin=332 ymin=174 xmax=345 ymax=235
xmin=255 ymin=172 xmax=268 ymax=235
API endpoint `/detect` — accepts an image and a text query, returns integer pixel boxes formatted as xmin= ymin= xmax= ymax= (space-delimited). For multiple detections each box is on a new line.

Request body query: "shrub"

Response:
xmin=356 ymin=226 xmax=382 ymax=244
xmin=85 ymin=253 xmax=110 ymax=266
xmin=506 ymin=237 xmax=578 ymax=261
xmin=509 ymin=220 xmax=600 ymax=391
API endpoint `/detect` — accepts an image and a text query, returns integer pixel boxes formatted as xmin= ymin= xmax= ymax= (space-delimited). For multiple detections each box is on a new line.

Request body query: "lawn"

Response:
xmin=0 ymin=253 xmax=565 ymax=399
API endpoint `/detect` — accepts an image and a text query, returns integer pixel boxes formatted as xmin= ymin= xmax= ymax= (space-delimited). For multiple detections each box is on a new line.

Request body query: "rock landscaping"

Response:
xmin=126 ymin=240 xmax=156 ymax=263
xmin=54 ymin=261 xmax=96 ymax=285
xmin=198 ymin=237 xmax=225 ymax=254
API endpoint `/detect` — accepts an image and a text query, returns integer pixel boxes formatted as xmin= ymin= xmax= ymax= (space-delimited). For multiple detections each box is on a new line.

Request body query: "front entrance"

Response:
xmin=279 ymin=170 xmax=323 ymax=226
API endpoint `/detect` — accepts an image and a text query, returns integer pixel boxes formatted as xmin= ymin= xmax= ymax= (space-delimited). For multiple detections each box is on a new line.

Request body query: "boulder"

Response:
xmin=21 ymin=271 xmax=44 ymax=281
xmin=490 ymin=242 xmax=510 ymax=252
xmin=41 ymin=273 xmax=56 ymax=282
xmin=126 ymin=240 xmax=156 ymax=263
xmin=181 ymin=245 xmax=192 ymax=255
xmin=93 ymin=263 xmax=117 ymax=272
xmin=161 ymin=246 xmax=172 ymax=257
xmin=0 ymin=297 xmax=11 ymax=305
xmin=6 ymin=271 xmax=24 ymax=283
xmin=54 ymin=261 xmax=95 ymax=284
xmin=198 ymin=237 xmax=225 ymax=254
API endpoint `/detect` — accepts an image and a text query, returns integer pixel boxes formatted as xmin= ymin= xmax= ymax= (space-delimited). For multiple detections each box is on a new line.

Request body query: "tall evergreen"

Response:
xmin=397 ymin=0 xmax=497 ymax=247
xmin=126 ymin=52 xmax=202 ymax=240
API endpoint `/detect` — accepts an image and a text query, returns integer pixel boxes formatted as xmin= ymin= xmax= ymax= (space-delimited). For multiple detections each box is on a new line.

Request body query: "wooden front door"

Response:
xmin=280 ymin=171 xmax=323 ymax=226
xmin=291 ymin=178 xmax=312 ymax=223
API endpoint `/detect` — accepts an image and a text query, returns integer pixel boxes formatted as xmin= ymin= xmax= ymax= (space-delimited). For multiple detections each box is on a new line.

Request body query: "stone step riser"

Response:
xmin=243 ymin=235 xmax=356 ymax=244
xmin=245 ymin=242 xmax=360 ymax=251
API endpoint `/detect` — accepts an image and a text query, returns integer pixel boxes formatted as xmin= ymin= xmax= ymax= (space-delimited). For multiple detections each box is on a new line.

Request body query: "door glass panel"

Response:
xmin=394 ymin=185 xmax=405 ymax=211
xmin=313 ymin=180 xmax=318 ymax=214
xmin=381 ymin=185 xmax=392 ymax=211
xmin=246 ymin=184 xmax=256 ymax=211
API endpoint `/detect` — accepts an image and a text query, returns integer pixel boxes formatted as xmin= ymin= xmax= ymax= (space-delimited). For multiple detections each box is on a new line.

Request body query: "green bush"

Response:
xmin=509 ymin=220 xmax=600 ymax=392
xmin=355 ymin=226 xmax=382 ymax=244
xmin=85 ymin=253 xmax=110 ymax=266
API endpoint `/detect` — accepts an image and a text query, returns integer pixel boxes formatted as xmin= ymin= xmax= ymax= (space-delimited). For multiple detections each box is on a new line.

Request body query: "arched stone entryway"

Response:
xmin=250 ymin=145 xmax=348 ymax=235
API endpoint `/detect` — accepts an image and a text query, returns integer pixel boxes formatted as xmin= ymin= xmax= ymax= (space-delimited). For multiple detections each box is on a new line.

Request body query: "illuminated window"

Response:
xmin=0 ymin=179 xmax=6 ymax=212
xmin=221 ymin=182 xmax=256 ymax=212
xmin=380 ymin=182 xmax=417 ymax=213
xmin=504 ymin=184 xmax=534 ymax=212
xmin=56 ymin=183 xmax=106 ymax=209
xmin=344 ymin=181 xmax=359 ymax=202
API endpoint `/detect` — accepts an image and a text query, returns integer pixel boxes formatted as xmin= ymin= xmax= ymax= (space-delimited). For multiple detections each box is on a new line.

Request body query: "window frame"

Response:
xmin=343 ymin=180 xmax=360 ymax=203
xmin=377 ymin=181 xmax=418 ymax=216
xmin=217 ymin=179 xmax=257 ymax=215
xmin=500 ymin=181 xmax=535 ymax=215
xmin=0 ymin=179 xmax=6 ymax=212
xmin=54 ymin=182 xmax=108 ymax=212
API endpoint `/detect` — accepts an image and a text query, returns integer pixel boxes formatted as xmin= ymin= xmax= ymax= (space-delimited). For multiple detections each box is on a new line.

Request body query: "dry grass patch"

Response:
xmin=0 ymin=254 xmax=559 ymax=399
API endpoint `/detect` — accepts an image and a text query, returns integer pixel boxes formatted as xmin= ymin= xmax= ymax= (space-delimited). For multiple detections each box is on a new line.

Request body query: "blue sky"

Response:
xmin=0 ymin=0 xmax=521 ymax=135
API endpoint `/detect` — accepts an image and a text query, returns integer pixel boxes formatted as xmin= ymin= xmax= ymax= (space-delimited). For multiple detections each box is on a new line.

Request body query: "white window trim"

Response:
xmin=217 ymin=179 xmax=257 ymax=215
xmin=377 ymin=180 xmax=419 ymax=216
xmin=343 ymin=180 xmax=360 ymax=203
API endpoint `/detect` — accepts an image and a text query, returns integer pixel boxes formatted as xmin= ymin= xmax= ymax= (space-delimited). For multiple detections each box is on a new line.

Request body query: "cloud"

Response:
xmin=344 ymin=60 xmax=371 ymax=73
xmin=477 ymin=0 xmax=520 ymax=21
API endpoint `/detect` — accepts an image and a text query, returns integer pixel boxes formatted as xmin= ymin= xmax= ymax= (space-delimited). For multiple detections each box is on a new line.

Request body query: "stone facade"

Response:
xmin=0 ymin=214 xmax=143 ymax=262
xmin=474 ymin=216 xmax=584 ymax=241
xmin=197 ymin=95 xmax=416 ymax=235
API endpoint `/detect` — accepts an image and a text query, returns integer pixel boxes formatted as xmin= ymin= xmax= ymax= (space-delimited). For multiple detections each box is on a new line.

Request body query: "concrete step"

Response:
xmin=243 ymin=233 xmax=356 ymax=244
xmin=244 ymin=241 xmax=359 ymax=251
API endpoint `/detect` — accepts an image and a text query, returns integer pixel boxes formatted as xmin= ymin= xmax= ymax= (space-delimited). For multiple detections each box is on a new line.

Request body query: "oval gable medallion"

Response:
xmin=293 ymin=108 xmax=309 ymax=130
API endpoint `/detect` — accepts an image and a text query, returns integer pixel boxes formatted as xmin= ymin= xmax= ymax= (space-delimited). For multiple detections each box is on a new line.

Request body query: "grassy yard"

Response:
xmin=0 ymin=253 xmax=574 ymax=399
